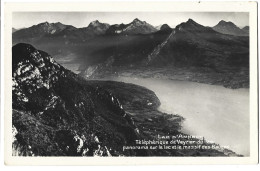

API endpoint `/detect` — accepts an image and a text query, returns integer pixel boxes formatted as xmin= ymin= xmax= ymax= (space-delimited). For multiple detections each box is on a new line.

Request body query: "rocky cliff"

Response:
xmin=12 ymin=43 xmax=139 ymax=156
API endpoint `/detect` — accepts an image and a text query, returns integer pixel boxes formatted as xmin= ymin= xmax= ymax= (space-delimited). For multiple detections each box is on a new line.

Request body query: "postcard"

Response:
xmin=3 ymin=1 xmax=258 ymax=165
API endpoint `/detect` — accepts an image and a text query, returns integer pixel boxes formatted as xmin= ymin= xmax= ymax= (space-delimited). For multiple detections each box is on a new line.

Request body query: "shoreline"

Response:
xmin=88 ymin=79 xmax=241 ymax=156
xmin=80 ymin=65 xmax=249 ymax=89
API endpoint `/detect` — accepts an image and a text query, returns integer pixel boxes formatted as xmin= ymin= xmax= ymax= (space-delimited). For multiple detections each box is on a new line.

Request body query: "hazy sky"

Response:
xmin=13 ymin=12 xmax=249 ymax=29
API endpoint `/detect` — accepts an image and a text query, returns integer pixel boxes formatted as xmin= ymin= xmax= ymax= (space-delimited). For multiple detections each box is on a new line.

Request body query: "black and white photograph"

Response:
xmin=3 ymin=1 xmax=258 ymax=165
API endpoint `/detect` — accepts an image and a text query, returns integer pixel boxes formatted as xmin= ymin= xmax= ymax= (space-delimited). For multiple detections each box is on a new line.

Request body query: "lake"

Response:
xmin=106 ymin=76 xmax=250 ymax=156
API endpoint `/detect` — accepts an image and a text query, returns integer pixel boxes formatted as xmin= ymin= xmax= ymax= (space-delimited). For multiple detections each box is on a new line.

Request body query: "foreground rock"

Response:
xmin=12 ymin=43 xmax=138 ymax=156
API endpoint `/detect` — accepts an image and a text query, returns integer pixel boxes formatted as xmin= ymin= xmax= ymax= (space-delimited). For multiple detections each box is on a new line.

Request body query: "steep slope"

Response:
xmin=106 ymin=18 xmax=158 ymax=35
xmin=12 ymin=43 xmax=140 ymax=156
xmin=78 ymin=29 xmax=172 ymax=77
xmin=212 ymin=20 xmax=248 ymax=36
xmin=144 ymin=29 xmax=174 ymax=65
xmin=146 ymin=19 xmax=249 ymax=68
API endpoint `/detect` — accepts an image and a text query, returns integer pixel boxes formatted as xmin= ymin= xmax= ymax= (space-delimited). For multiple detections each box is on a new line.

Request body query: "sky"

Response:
xmin=13 ymin=12 xmax=249 ymax=29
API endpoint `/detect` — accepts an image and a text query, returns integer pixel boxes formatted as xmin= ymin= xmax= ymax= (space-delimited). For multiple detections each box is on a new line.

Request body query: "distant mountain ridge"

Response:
xmin=13 ymin=18 xmax=157 ymax=43
xmin=12 ymin=18 xmax=249 ymax=86
xmin=13 ymin=19 xmax=249 ymax=39
xmin=13 ymin=20 xmax=110 ymax=41
xmin=213 ymin=20 xmax=248 ymax=36
xmin=13 ymin=18 xmax=249 ymax=44
xmin=13 ymin=22 xmax=77 ymax=39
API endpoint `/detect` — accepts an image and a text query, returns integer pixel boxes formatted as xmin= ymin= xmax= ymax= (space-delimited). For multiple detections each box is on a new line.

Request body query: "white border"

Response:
xmin=3 ymin=1 xmax=259 ymax=165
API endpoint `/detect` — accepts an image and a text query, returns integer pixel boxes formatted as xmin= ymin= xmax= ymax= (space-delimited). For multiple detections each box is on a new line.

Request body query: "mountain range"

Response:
xmin=12 ymin=18 xmax=249 ymax=41
xmin=12 ymin=18 xmax=249 ymax=88
xmin=13 ymin=18 xmax=158 ymax=42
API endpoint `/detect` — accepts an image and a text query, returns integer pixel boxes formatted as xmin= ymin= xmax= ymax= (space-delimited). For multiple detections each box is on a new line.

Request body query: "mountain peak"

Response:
xmin=133 ymin=18 xmax=141 ymax=22
xmin=86 ymin=20 xmax=110 ymax=35
xmin=90 ymin=20 xmax=100 ymax=25
xmin=132 ymin=18 xmax=144 ymax=25
xmin=187 ymin=18 xmax=195 ymax=22
xmin=219 ymin=20 xmax=226 ymax=24
xmin=160 ymin=24 xmax=171 ymax=31
xmin=186 ymin=18 xmax=199 ymax=25
xmin=106 ymin=18 xmax=156 ymax=34
xmin=175 ymin=18 xmax=208 ymax=32
xmin=37 ymin=21 xmax=69 ymax=28
xmin=172 ymin=18 xmax=219 ymax=35
xmin=213 ymin=20 xmax=248 ymax=36
xmin=217 ymin=20 xmax=236 ymax=27
xmin=88 ymin=20 xmax=110 ymax=29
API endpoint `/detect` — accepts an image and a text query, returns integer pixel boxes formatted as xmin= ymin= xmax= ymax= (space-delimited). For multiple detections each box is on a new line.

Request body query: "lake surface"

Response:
xmin=106 ymin=76 xmax=250 ymax=156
